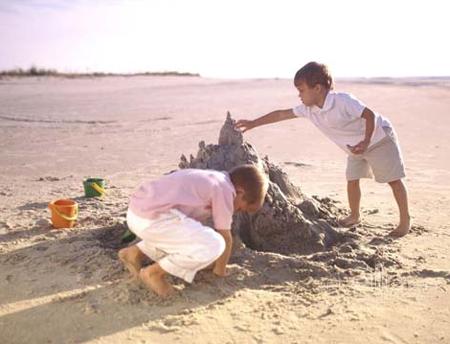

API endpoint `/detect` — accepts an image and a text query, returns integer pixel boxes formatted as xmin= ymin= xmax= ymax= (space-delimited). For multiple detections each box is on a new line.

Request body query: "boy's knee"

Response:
xmin=198 ymin=236 xmax=225 ymax=264
xmin=388 ymin=179 xmax=402 ymax=187
xmin=210 ymin=236 xmax=226 ymax=260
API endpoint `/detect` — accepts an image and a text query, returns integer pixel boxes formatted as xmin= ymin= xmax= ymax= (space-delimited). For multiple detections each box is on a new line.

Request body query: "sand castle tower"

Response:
xmin=179 ymin=113 xmax=344 ymax=255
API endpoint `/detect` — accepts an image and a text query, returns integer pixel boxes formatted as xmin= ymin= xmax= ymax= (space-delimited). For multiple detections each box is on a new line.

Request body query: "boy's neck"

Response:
xmin=315 ymin=89 xmax=329 ymax=109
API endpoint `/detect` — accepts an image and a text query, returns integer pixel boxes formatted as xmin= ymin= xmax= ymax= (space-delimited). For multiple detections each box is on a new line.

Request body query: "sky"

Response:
xmin=0 ymin=0 xmax=449 ymax=78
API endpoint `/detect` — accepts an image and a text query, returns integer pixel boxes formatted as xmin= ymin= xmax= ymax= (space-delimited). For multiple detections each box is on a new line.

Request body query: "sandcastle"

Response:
xmin=179 ymin=113 xmax=346 ymax=255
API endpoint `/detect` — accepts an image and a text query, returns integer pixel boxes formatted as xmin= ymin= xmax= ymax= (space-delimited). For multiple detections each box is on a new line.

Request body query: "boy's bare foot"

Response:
xmin=139 ymin=264 xmax=174 ymax=298
xmin=338 ymin=214 xmax=361 ymax=227
xmin=389 ymin=223 xmax=410 ymax=237
xmin=118 ymin=245 xmax=144 ymax=280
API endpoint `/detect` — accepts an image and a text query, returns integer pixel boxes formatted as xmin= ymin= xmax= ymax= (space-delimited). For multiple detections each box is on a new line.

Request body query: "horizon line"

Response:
xmin=1 ymin=66 xmax=449 ymax=80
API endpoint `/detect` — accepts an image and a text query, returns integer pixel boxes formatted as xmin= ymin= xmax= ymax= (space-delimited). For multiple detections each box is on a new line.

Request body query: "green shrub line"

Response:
xmin=0 ymin=66 xmax=200 ymax=78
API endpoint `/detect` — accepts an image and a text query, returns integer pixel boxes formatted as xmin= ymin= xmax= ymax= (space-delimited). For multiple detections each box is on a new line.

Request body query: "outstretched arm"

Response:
xmin=235 ymin=109 xmax=296 ymax=132
xmin=213 ymin=229 xmax=233 ymax=277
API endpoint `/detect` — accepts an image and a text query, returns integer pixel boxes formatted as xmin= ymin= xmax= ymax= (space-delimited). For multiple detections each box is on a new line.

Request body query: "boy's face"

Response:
xmin=233 ymin=189 xmax=260 ymax=214
xmin=295 ymin=80 xmax=322 ymax=107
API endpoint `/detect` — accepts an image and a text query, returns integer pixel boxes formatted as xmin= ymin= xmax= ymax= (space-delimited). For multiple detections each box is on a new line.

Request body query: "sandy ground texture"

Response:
xmin=1 ymin=76 xmax=450 ymax=344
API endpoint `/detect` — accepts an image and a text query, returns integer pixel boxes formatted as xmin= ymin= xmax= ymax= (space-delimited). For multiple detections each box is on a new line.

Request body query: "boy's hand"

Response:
xmin=212 ymin=265 xmax=229 ymax=277
xmin=235 ymin=119 xmax=255 ymax=133
xmin=347 ymin=140 xmax=369 ymax=154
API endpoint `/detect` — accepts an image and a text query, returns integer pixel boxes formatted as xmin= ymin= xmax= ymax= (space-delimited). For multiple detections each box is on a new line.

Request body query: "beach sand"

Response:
xmin=1 ymin=76 xmax=449 ymax=344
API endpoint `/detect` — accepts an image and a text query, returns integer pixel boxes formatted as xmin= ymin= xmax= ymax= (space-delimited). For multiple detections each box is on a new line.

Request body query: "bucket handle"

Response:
xmin=91 ymin=182 xmax=106 ymax=196
xmin=50 ymin=204 xmax=78 ymax=221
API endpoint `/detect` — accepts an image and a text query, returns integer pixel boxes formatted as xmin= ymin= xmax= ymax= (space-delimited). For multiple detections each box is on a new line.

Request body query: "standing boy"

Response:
xmin=119 ymin=165 xmax=267 ymax=297
xmin=236 ymin=62 xmax=410 ymax=237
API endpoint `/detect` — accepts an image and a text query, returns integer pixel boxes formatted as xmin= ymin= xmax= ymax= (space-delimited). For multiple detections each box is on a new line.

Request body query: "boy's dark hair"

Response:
xmin=229 ymin=164 xmax=267 ymax=208
xmin=294 ymin=61 xmax=334 ymax=90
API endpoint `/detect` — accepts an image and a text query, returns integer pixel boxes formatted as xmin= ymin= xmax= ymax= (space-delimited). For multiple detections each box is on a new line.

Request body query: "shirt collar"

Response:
xmin=311 ymin=91 xmax=335 ymax=113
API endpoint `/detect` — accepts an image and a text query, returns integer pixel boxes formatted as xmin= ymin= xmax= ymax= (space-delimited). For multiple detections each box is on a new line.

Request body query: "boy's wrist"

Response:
xmin=213 ymin=263 xmax=227 ymax=276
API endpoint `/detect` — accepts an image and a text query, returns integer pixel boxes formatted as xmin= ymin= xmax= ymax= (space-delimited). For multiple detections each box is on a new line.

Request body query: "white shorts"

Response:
xmin=346 ymin=127 xmax=406 ymax=183
xmin=126 ymin=209 xmax=225 ymax=283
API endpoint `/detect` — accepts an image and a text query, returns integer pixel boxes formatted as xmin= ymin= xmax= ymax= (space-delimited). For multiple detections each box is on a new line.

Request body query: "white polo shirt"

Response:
xmin=292 ymin=91 xmax=392 ymax=153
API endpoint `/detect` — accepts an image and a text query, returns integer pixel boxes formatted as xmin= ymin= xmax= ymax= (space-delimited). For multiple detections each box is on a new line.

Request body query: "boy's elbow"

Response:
xmin=362 ymin=107 xmax=375 ymax=120
xmin=217 ymin=229 xmax=232 ymax=242
xmin=277 ymin=109 xmax=295 ymax=121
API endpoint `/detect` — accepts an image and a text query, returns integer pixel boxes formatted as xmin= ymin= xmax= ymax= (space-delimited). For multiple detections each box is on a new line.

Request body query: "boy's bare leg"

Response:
xmin=139 ymin=263 xmax=175 ymax=297
xmin=339 ymin=179 xmax=361 ymax=227
xmin=118 ymin=244 xmax=145 ymax=280
xmin=388 ymin=179 xmax=411 ymax=237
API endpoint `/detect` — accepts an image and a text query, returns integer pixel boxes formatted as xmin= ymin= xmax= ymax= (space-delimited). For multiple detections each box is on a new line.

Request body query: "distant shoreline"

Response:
xmin=337 ymin=76 xmax=450 ymax=89
xmin=1 ymin=67 xmax=449 ymax=87
xmin=0 ymin=66 xmax=200 ymax=79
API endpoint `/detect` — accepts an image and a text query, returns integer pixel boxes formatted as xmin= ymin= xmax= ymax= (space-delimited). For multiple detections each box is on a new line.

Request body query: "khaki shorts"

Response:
xmin=346 ymin=127 xmax=406 ymax=183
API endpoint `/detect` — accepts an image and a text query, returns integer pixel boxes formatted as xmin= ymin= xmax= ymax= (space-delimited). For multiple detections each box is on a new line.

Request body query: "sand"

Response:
xmin=1 ymin=75 xmax=449 ymax=344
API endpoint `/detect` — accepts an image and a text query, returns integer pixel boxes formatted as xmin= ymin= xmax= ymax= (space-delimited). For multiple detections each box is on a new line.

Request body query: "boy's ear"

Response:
xmin=235 ymin=186 xmax=247 ymax=201
xmin=235 ymin=186 xmax=245 ymax=196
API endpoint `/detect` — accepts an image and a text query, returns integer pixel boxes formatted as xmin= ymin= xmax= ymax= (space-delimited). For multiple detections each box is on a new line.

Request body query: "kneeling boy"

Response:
xmin=119 ymin=165 xmax=267 ymax=297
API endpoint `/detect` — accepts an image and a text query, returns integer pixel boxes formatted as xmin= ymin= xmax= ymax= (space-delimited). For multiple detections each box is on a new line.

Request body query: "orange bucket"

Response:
xmin=48 ymin=199 xmax=78 ymax=229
